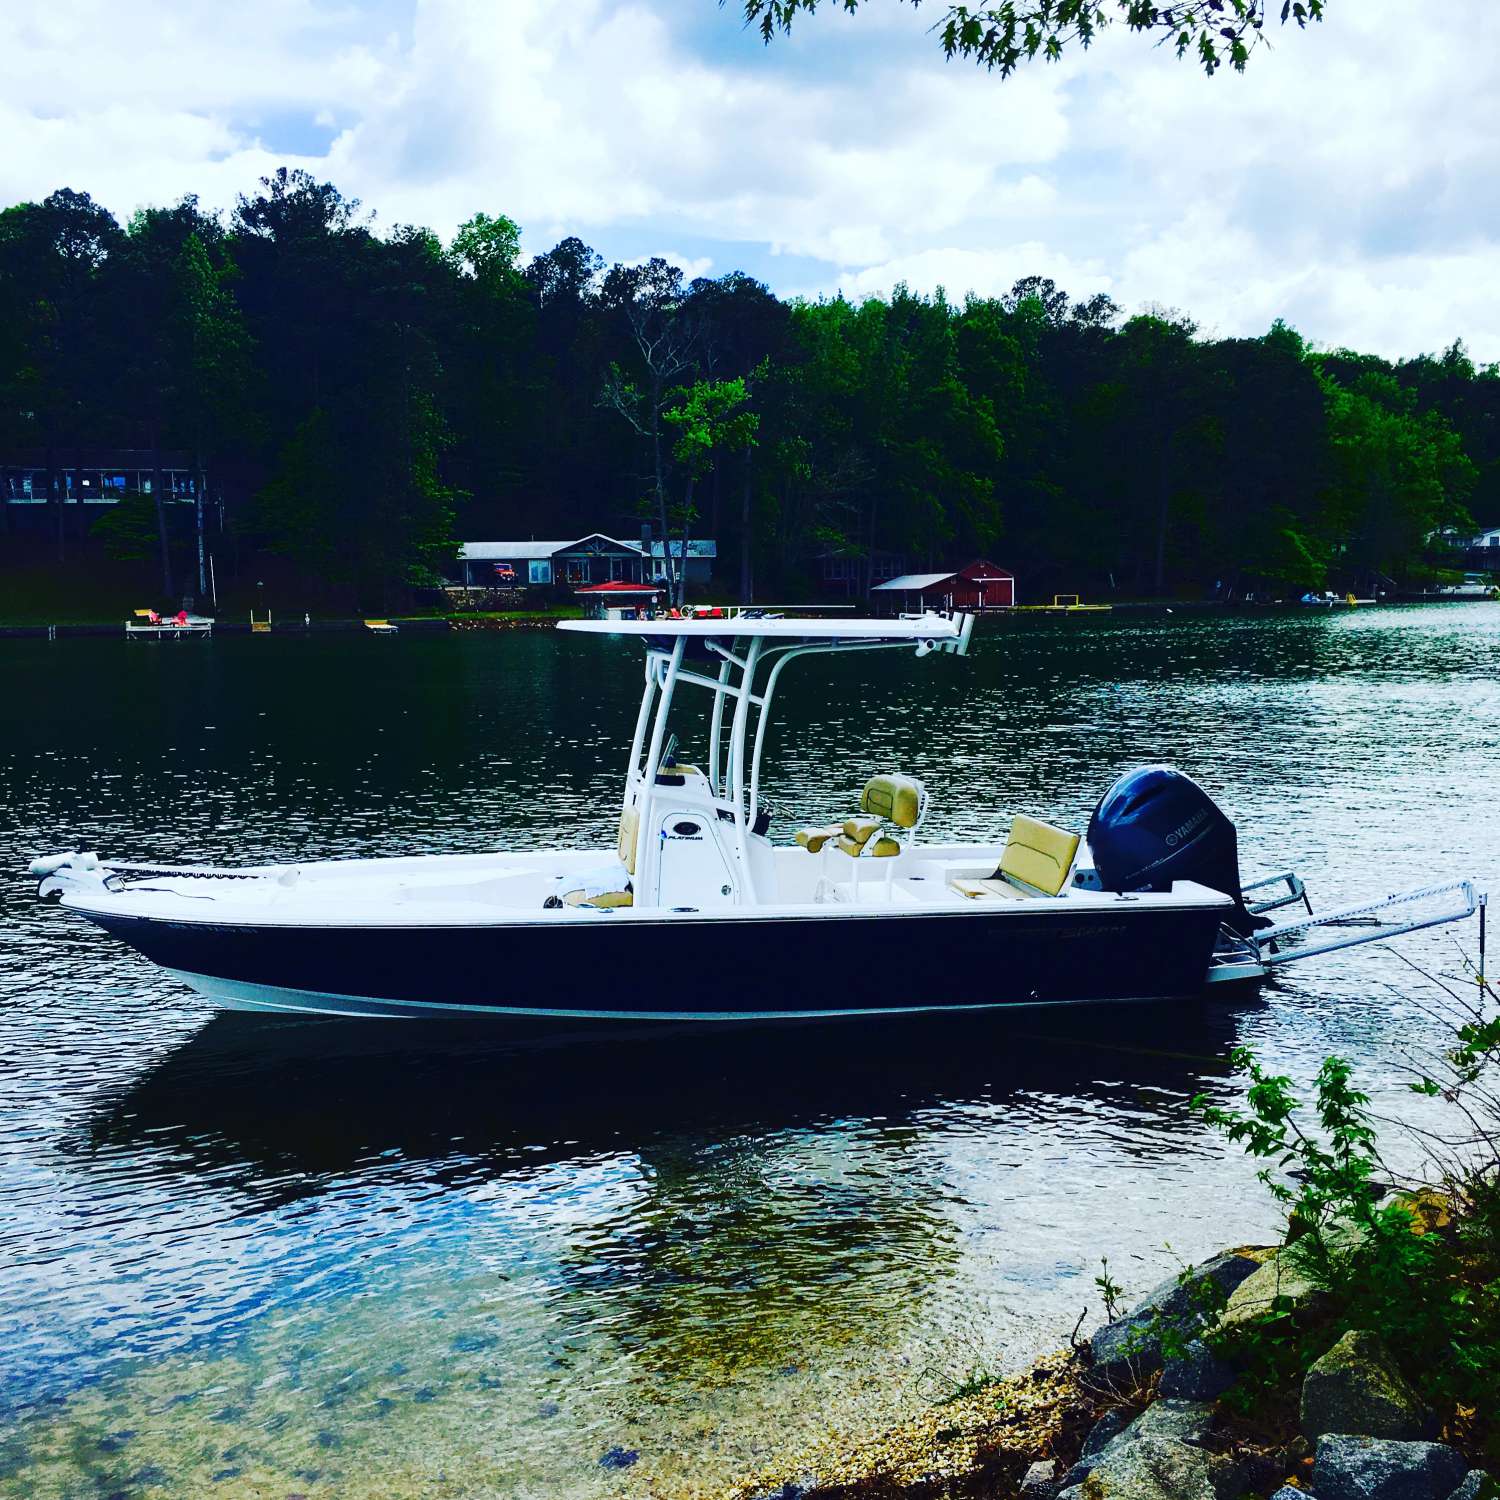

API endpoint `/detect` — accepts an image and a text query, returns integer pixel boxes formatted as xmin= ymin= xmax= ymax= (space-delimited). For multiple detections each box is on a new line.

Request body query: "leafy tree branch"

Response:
xmin=736 ymin=0 xmax=1326 ymax=77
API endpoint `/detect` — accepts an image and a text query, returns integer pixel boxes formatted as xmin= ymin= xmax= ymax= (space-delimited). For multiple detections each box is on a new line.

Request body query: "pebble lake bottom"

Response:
xmin=0 ymin=604 xmax=1496 ymax=1499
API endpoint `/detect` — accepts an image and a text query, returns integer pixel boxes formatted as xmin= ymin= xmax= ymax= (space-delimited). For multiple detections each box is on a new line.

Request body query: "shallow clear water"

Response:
xmin=1 ymin=606 xmax=1497 ymax=1498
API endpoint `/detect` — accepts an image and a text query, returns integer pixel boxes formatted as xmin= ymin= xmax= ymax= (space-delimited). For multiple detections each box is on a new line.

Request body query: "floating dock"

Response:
xmin=124 ymin=613 xmax=213 ymax=639
xmin=1012 ymin=594 xmax=1112 ymax=614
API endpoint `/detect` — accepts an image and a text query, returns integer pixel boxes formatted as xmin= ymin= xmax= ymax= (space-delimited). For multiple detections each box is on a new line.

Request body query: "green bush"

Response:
xmin=1194 ymin=1047 xmax=1500 ymax=1441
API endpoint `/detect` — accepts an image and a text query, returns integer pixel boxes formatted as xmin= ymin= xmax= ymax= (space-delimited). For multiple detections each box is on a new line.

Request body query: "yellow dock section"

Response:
xmin=1012 ymin=594 xmax=1113 ymax=614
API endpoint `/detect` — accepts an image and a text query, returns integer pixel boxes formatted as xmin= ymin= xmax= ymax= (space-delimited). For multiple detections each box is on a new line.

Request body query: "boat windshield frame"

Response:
xmin=560 ymin=611 xmax=974 ymax=902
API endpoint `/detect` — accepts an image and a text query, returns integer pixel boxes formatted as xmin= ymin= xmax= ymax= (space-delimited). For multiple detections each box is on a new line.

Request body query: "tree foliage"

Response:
xmin=0 ymin=171 xmax=1492 ymax=608
xmin=736 ymin=0 xmax=1326 ymax=77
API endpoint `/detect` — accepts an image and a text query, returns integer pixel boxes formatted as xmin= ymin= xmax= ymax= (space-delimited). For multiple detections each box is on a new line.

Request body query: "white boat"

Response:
xmin=30 ymin=611 xmax=1485 ymax=1021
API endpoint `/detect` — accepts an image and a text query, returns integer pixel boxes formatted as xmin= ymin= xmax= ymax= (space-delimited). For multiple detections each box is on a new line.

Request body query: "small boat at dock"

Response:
xmin=32 ymin=610 xmax=1485 ymax=1021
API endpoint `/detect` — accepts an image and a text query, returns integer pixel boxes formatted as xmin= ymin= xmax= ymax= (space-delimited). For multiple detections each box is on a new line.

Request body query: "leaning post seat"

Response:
xmin=799 ymin=773 xmax=929 ymax=902
xmin=950 ymin=815 xmax=1081 ymax=900
xmin=858 ymin=773 xmax=928 ymax=861
xmin=796 ymin=773 xmax=928 ymax=861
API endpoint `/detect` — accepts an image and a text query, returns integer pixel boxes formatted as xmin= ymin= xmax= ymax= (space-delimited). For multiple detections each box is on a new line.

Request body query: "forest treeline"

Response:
xmin=0 ymin=170 xmax=1493 ymax=606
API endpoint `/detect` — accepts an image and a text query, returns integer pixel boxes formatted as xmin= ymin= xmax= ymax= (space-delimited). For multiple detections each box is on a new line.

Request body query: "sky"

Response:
xmin=2 ymin=0 xmax=1495 ymax=360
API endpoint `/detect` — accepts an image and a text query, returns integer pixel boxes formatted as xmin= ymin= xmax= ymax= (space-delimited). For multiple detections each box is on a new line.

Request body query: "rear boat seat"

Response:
xmin=950 ymin=815 xmax=1081 ymax=900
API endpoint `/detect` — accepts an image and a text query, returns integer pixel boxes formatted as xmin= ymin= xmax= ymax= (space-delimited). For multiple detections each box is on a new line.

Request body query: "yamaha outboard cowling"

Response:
xmin=1087 ymin=766 xmax=1265 ymax=936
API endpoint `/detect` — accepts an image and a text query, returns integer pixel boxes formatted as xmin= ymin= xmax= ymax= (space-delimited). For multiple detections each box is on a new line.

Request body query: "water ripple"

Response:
xmin=0 ymin=605 xmax=1497 ymax=1496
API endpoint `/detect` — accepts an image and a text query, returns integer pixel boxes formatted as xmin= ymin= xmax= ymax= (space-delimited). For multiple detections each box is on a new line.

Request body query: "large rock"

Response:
xmin=1063 ymin=1402 xmax=1217 ymax=1488
xmin=1127 ymin=1401 xmax=1218 ymax=1444
xmin=1020 ymin=1458 xmax=1062 ymax=1500
xmin=1091 ymin=1253 xmax=1262 ymax=1383
xmin=1300 ymin=1331 xmax=1433 ymax=1441
xmin=1081 ymin=1410 xmax=1133 ymax=1464
xmin=1447 ymin=1472 xmax=1496 ymax=1500
xmin=1315 ymin=1436 xmax=1468 ymax=1500
xmin=1159 ymin=1341 xmax=1237 ymax=1402
xmin=1216 ymin=1248 xmax=1327 ymax=1336
xmin=1077 ymin=1435 xmax=1238 ymax=1500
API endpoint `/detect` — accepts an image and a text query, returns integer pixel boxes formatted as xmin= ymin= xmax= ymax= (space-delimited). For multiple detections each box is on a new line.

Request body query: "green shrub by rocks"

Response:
xmin=1193 ymin=1048 xmax=1500 ymax=1456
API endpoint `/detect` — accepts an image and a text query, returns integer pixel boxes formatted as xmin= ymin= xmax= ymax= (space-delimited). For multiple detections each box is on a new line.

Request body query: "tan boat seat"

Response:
xmin=860 ymin=773 xmax=924 ymax=830
xmin=563 ymin=887 xmax=633 ymax=909
xmin=833 ymin=814 xmax=882 ymax=857
xmin=800 ymin=775 xmax=928 ymax=860
xmin=796 ymin=825 xmax=842 ymax=854
xmin=951 ymin=815 xmax=1081 ymax=900
xmin=617 ymin=805 xmax=640 ymax=875
xmin=950 ymin=876 xmax=1029 ymax=900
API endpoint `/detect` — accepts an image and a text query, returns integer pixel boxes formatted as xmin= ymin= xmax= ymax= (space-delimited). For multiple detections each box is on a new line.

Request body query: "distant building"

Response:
xmin=871 ymin=560 xmax=1016 ymax=612
xmin=2 ymin=450 xmax=200 ymax=536
xmin=452 ymin=533 xmax=716 ymax=589
xmin=816 ymin=550 xmax=908 ymax=596
xmin=1467 ymin=527 xmax=1500 ymax=556
xmin=646 ymin=539 xmax=716 ymax=584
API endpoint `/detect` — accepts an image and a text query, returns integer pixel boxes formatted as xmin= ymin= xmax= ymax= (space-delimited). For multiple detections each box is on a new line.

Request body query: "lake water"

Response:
xmin=1 ymin=606 xmax=1497 ymax=1499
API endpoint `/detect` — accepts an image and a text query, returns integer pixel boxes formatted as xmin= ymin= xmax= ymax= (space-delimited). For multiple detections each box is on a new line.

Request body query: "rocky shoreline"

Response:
xmin=725 ymin=1242 xmax=1495 ymax=1500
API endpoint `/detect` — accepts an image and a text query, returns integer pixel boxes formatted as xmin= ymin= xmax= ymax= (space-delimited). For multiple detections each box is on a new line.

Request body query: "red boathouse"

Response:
xmin=871 ymin=560 xmax=1015 ymax=612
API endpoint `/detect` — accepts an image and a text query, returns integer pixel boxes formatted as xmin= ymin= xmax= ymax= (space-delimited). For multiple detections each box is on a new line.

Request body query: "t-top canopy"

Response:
xmin=557 ymin=611 xmax=969 ymax=644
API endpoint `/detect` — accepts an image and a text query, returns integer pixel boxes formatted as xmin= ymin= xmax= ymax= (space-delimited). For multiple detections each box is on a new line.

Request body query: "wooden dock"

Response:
xmin=1012 ymin=594 xmax=1112 ymax=614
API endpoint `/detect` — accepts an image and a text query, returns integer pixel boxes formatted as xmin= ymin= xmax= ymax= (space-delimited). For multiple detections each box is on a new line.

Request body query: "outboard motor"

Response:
xmin=1086 ymin=766 xmax=1266 ymax=937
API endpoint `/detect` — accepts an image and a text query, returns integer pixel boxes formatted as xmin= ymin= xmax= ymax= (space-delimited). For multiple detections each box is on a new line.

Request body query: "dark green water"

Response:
xmin=1 ymin=607 xmax=1497 ymax=1498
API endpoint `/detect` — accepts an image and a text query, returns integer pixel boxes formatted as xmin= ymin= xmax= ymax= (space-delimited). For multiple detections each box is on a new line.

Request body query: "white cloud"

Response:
xmin=821 ymin=242 xmax=1113 ymax=306
xmin=620 ymin=250 xmax=714 ymax=282
xmin=1 ymin=0 xmax=1497 ymax=358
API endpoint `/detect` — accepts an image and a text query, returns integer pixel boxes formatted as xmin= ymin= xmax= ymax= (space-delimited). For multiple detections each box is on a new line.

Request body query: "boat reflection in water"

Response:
xmin=70 ymin=1001 xmax=1266 ymax=1389
xmin=82 ymin=1002 xmax=1259 ymax=1196
xmin=4 ymin=1001 xmax=1269 ymax=1500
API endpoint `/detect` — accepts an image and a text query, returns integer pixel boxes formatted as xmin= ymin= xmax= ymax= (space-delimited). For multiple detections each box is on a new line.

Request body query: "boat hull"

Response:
xmin=85 ymin=901 xmax=1230 ymax=1020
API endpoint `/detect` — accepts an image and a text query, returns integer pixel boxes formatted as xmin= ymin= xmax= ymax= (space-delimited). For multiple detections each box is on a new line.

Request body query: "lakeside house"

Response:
xmin=451 ymin=534 xmax=716 ymax=590
xmin=1429 ymin=523 xmax=1500 ymax=566
xmin=2 ymin=450 xmax=201 ymax=537
xmin=871 ymin=560 xmax=1017 ymax=612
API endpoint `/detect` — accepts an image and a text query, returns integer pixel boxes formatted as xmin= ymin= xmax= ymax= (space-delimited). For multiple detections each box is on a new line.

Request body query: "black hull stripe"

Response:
xmin=88 ymin=904 xmax=1226 ymax=1015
